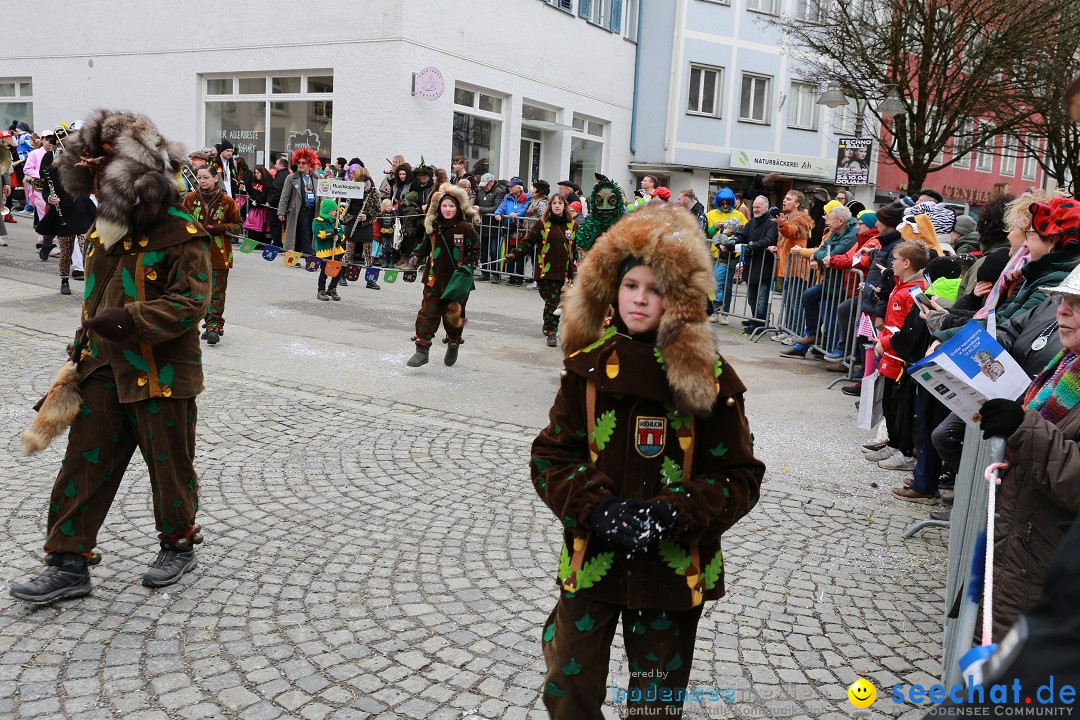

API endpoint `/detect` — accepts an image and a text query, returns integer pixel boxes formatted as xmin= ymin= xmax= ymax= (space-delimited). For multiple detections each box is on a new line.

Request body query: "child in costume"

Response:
xmin=183 ymin=164 xmax=242 ymax=345
xmin=313 ymin=198 xmax=344 ymax=301
xmin=506 ymin=193 xmax=576 ymax=347
xmin=531 ymin=203 xmax=765 ymax=718
xmin=376 ymin=198 xmax=396 ymax=267
xmin=405 ymin=183 xmax=481 ymax=367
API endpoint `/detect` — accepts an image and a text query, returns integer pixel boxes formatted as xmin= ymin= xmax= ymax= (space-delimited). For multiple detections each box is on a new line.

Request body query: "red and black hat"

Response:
xmin=1029 ymin=196 xmax=1080 ymax=246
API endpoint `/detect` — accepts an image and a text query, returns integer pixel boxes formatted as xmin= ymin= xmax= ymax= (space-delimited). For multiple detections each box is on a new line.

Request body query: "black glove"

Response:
xmin=82 ymin=307 xmax=136 ymax=342
xmin=589 ymin=498 xmax=652 ymax=551
xmin=979 ymin=398 xmax=1026 ymax=440
xmin=646 ymin=501 xmax=679 ymax=540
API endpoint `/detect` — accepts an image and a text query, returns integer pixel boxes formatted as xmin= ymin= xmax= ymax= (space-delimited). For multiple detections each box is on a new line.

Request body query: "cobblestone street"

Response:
xmin=1 ymin=224 xmax=949 ymax=720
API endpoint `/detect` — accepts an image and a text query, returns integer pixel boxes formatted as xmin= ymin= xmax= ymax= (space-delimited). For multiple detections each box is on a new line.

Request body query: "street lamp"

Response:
xmin=817 ymin=82 xmax=906 ymax=135
xmin=817 ymin=81 xmax=849 ymax=109
xmin=878 ymin=88 xmax=905 ymax=119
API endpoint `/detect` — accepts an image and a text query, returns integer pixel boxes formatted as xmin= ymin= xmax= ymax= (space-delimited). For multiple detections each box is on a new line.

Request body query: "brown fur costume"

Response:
xmin=423 ymin=182 xmax=480 ymax=234
xmin=561 ymin=203 xmax=718 ymax=416
xmin=56 ymin=109 xmax=185 ymax=250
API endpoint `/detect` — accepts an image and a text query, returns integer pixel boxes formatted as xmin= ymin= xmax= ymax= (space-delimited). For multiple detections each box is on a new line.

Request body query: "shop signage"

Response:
xmin=728 ymin=148 xmax=835 ymax=180
xmin=835 ymin=137 xmax=872 ymax=185
xmin=413 ymin=67 xmax=445 ymax=101
xmin=217 ymin=129 xmax=262 ymax=157
xmin=317 ymin=178 xmax=367 ymax=199
xmin=287 ymin=129 xmax=321 ymax=153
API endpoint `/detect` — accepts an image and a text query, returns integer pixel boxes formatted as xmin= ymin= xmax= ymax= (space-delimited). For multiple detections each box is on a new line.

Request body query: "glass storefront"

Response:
xmin=569 ymin=136 xmax=602 ymax=189
xmin=203 ymin=72 xmax=332 ymax=168
xmin=0 ymin=79 xmax=33 ymax=131
xmin=452 ymin=111 xmax=501 ymax=178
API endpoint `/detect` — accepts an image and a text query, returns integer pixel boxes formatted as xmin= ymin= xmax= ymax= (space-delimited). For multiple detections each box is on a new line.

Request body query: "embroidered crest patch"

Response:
xmin=635 ymin=416 xmax=667 ymax=458
xmin=454 ymin=234 xmax=464 ymax=246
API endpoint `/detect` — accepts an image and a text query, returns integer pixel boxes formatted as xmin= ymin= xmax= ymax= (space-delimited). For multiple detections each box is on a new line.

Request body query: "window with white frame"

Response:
xmin=952 ymin=118 xmax=974 ymax=169
xmin=747 ymin=0 xmax=779 ymax=14
xmin=739 ymin=73 xmax=772 ymax=124
xmin=975 ymin=125 xmax=995 ymax=172
xmin=0 ymin=78 xmax=33 ymax=131
xmin=453 ymin=83 xmax=506 ymax=178
xmin=1022 ymin=137 xmax=1039 ymax=180
xmin=1000 ymin=136 xmax=1017 ymax=177
xmin=796 ymin=0 xmax=824 ymax=21
xmin=787 ymin=82 xmax=818 ymax=130
xmin=579 ymin=0 xmax=611 ymax=25
xmin=688 ymin=65 xmax=723 ymax=118
xmin=624 ymin=0 xmax=640 ymax=39
xmin=832 ymin=98 xmax=860 ymax=135
xmin=569 ymin=114 xmax=606 ymax=189
xmin=203 ymin=71 xmax=332 ymax=167
xmin=696 ymin=0 xmax=731 ymax=5
xmin=543 ymin=0 xmax=574 ymax=11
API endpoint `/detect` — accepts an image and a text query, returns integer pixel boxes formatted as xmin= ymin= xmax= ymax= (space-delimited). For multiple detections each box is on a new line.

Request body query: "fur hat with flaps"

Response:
xmin=424 ymin=182 xmax=480 ymax=234
xmin=57 ymin=109 xmax=185 ymax=249
xmin=562 ymin=203 xmax=718 ymax=415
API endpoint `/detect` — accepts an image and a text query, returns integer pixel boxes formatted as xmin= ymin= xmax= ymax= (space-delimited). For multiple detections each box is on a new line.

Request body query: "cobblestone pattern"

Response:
xmin=0 ymin=322 xmax=946 ymax=719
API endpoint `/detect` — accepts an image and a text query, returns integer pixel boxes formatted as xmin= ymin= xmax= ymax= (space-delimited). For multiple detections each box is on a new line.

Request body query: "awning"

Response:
xmin=522 ymin=119 xmax=577 ymax=132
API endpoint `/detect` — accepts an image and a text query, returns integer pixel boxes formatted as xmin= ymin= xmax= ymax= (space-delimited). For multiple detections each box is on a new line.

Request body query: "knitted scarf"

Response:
xmin=1023 ymin=350 xmax=1080 ymax=424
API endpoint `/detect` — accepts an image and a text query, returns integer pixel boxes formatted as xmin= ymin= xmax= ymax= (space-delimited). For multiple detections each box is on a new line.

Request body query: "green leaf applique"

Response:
xmin=654 ymin=346 xmax=667 ymax=371
xmin=577 ymin=325 xmax=617 ymax=355
xmin=709 ymin=442 xmax=729 ymax=457
xmin=657 ymin=539 xmax=692 ymax=575
xmin=591 ymin=410 xmax=616 ymax=452
xmin=714 ymin=356 xmax=724 ymax=378
xmin=575 ymin=552 xmax=614 ymax=590
xmin=140 ymin=249 xmax=165 ymax=267
xmin=558 ymin=543 xmax=572 ymax=582
xmin=543 ymin=623 xmax=555 ymax=643
xmin=562 ymin=658 xmax=582 ymax=676
xmin=122 ymin=349 xmax=150 ymax=373
xmin=665 ymin=405 xmax=691 ymax=431
xmin=703 ymin=551 xmax=724 ymax=590
xmin=83 ymin=273 xmax=95 ymax=300
xmin=574 ymin=612 xmax=596 ymax=632
xmin=121 ymin=267 xmax=138 ymax=299
xmin=157 ymin=364 xmax=174 ymax=388
xmin=650 ymin=613 xmax=673 ymax=631
xmin=660 ymin=456 xmax=684 ymax=489
xmin=532 ymin=455 xmax=553 ymax=473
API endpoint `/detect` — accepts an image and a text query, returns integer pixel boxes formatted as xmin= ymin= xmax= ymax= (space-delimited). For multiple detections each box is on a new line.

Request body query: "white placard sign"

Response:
xmin=317 ymin=179 xmax=367 ymax=199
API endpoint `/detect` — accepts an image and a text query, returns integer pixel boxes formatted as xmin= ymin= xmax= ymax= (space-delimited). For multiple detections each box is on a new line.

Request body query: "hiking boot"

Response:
xmin=142 ymin=544 xmax=197 ymax=588
xmin=206 ymin=330 xmax=220 ymax=345
xmin=317 ymin=291 xmax=330 ymax=301
xmin=444 ymin=342 xmax=460 ymax=366
xmin=9 ymin=554 xmax=91 ymax=604
xmin=201 ymin=330 xmax=208 ymax=340
xmin=39 ymin=240 xmax=54 ymax=261
xmin=60 ymin=278 xmax=71 ymax=296
xmin=328 ymin=288 xmax=341 ymax=301
xmin=407 ymin=344 xmax=430 ymax=367
xmin=547 ymin=334 xmax=558 ymax=347
xmin=879 ymin=453 xmax=916 ymax=471
xmin=780 ymin=343 xmax=808 ymax=358
xmin=366 ymin=281 xmax=381 ymax=290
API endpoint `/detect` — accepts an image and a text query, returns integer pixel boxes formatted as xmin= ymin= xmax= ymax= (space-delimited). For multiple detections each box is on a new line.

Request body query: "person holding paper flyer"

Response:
xmin=971 ymin=260 xmax=1080 ymax=640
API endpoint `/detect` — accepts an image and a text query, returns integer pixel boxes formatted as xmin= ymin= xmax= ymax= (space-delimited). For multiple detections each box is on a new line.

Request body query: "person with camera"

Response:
xmin=731 ymin=195 xmax=778 ymax=333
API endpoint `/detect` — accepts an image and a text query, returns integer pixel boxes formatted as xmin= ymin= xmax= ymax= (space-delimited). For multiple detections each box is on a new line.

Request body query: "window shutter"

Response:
xmin=579 ymin=0 xmax=591 ymax=19
xmin=609 ymin=0 xmax=623 ymax=32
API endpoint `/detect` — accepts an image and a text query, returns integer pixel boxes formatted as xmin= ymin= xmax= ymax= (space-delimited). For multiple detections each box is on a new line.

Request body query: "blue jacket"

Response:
xmin=495 ymin=192 xmax=532 ymax=221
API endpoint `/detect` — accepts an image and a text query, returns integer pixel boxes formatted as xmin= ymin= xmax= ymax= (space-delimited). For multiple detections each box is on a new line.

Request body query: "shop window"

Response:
xmin=453 ymin=112 xmax=502 ymax=178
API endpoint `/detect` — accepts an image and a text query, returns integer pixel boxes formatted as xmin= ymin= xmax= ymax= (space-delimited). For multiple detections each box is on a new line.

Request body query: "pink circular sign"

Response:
xmin=415 ymin=67 xmax=445 ymax=101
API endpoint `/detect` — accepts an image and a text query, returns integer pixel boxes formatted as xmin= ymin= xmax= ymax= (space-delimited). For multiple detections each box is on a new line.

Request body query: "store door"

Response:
xmin=519 ymin=129 xmax=542 ymax=188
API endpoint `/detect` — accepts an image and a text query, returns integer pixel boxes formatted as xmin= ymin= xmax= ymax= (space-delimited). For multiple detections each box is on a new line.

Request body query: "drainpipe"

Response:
xmin=663 ymin=0 xmax=688 ymax=163
xmin=630 ymin=0 xmax=645 ymax=156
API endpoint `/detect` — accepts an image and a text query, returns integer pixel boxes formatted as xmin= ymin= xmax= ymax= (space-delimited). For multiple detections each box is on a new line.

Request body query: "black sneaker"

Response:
xmin=142 ymin=544 xmax=197 ymax=588
xmin=841 ymin=383 xmax=861 ymax=396
xmin=547 ymin=334 xmax=558 ymax=347
xmin=39 ymin=241 xmax=54 ymax=262
xmin=201 ymin=330 xmax=208 ymax=340
xmin=206 ymin=330 xmax=220 ymax=345
xmin=71 ymin=270 xmax=85 ymax=281
xmin=338 ymin=278 xmax=348 ymax=287
xmin=328 ymin=288 xmax=341 ymax=301
xmin=366 ymin=282 xmax=381 ymax=290
xmin=9 ymin=554 xmax=91 ymax=604
xmin=60 ymin=278 xmax=71 ymax=296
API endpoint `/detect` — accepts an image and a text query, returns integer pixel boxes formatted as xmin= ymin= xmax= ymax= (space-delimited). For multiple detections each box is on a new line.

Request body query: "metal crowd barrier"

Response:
xmin=773 ymin=254 xmax=865 ymax=385
xmin=476 ymin=215 xmax=542 ymax=283
xmin=712 ymin=243 xmax=779 ymax=340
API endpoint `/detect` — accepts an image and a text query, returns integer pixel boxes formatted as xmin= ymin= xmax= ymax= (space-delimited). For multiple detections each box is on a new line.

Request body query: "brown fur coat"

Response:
xmin=561 ymin=203 xmax=718 ymax=415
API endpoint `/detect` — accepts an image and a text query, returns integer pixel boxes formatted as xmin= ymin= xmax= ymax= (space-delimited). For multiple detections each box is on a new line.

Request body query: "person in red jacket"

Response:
xmin=874 ymin=240 xmax=930 ymax=471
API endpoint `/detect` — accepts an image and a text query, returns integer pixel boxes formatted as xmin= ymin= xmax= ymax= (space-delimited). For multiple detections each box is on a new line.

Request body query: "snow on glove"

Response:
xmin=82 ymin=307 xmax=135 ymax=342
xmin=979 ymin=398 xmax=1025 ymax=440
xmin=589 ymin=498 xmax=653 ymax=551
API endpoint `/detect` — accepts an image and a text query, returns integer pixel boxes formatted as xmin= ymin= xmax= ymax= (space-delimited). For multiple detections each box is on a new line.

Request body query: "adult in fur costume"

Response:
xmin=11 ymin=109 xmax=212 ymax=605
xmin=405 ymin=183 xmax=480 ymax=367
xmin=531 ymin=204 xmax=765 ymax=718
xmin=573 ymin=177 xmax=626 ymax=255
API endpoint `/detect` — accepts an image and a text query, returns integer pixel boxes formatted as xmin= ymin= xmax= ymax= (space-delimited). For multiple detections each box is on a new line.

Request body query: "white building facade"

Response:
xmin=631 ymin=0 xmax=865 ymax=205
xmin=3 ymin=0 xmax=637 ymax=190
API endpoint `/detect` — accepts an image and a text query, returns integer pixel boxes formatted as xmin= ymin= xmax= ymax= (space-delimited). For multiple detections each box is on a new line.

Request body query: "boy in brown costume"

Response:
xmin=11 ymin=109 xmax=211 ymax=603
xmin=531 ymin=204 xmax=765 ymax=717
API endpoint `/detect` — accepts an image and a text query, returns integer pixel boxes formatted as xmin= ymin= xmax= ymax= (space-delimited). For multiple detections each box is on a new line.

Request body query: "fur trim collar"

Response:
xmin=57 ymin=109 xmax=185 ymax=249
xmin=424 ymin=182 xmax=480 ymax=234
xmin=562 ymin=204 xmax=718 ymax=415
